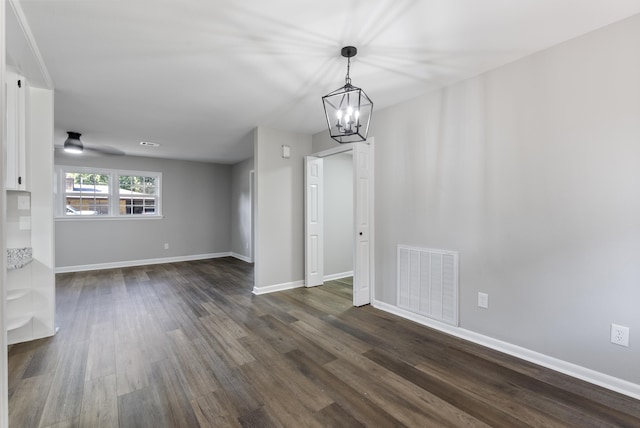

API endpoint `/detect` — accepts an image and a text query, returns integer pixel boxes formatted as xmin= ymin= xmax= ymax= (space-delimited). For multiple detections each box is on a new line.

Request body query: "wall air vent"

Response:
xmin=397 ymin=245 xmax=459 ymax=326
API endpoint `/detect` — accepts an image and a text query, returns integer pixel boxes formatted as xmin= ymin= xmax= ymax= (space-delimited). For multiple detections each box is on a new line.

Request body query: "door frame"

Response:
xmin=304 ymin=139 xmax=375 ymax=306
xmin=249 ymin=169 xmax=255 ymax=263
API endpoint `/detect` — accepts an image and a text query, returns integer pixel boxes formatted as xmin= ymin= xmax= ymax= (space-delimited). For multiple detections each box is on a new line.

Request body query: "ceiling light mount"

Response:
xmin=341 ymin=46 xmax=357 ymax=58
xmin=63 ymin=131 xmax=84 ymax=154
xmin=322 ymin=46 xmax=373 ymax=144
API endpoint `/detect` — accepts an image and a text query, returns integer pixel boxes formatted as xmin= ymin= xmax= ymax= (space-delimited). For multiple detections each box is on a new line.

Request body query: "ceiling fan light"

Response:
xmin=64 ymin=131 xmax=84 ymax=154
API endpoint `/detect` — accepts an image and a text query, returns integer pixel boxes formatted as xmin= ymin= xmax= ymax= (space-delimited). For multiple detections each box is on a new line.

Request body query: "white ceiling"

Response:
xmin=10 ymin=0 xmax=640 ymax=164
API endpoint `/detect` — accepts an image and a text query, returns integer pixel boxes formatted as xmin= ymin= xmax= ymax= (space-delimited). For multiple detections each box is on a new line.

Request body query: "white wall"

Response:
xmin=323 ymin=152 xmax=353 ymax=277
xmin=364 ymin=15 xmax=640 ymax=384
xmin=230 ymin=156 xmax=254 ymax=261
xmin=254 ymin=126 xmax=312 ymax=291
xmin=55 ymin=152 xmax=231 ymax=268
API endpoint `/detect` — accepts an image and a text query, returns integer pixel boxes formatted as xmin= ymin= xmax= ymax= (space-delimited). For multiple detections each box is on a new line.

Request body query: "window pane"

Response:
xmin=118 ymin=175 xmax=158 ymax=215
xmin=65 ymin=172 xmax=109 ymax=215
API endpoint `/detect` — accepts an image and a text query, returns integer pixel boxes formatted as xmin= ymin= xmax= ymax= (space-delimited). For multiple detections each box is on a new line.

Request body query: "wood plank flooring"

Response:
xmin=7 ymin=258 xmax=640 ymax=427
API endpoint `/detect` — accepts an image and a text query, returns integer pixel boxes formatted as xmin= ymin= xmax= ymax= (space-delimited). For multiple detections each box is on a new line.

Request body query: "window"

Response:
xmin=118 ymin=174 xmax=158 ymax=215
xmin=64 ymin=172 xmax=110 ymax=215
xmin=56 ymin=166 xmax=162 ymax=219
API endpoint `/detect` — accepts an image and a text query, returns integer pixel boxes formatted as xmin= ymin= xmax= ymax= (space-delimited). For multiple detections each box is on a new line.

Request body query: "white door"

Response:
xmin=353 ymin=140 xmax=373 ymax=306
xmin=305 ymin=156 xmax=324 ymax=287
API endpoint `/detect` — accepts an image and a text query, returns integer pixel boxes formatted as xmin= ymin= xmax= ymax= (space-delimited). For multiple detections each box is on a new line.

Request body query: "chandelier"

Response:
xmin=322 ymin=46 xmax=373 ymax=143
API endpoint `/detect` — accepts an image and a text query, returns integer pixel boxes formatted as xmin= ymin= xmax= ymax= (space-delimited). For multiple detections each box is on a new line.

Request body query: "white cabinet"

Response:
xmin=4 ymin=88 xmax=55 ymax=346
xmin=5 ymin=69 xmax=28 ymax=190
xmin=6 ymin=256 xmax=33 ymax=345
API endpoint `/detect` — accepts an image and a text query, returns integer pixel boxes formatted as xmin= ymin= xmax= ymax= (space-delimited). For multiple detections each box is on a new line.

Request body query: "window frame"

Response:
xmin=55 ymin=166 xmax=163 ymax=220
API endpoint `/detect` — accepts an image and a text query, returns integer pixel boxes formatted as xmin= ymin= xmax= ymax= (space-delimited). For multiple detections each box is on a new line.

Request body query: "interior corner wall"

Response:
xmin=54 ymin=153 xmax=231 ymax=268
xmin=230 ymin=156 xmax=254 ymax=260
xmin=254 ymin=126 xmax=312 ymax=289
xmin=370 ymin=14 xmax=640 ymax=384
xmin=324 ymin=152 xmax=353 ymax=277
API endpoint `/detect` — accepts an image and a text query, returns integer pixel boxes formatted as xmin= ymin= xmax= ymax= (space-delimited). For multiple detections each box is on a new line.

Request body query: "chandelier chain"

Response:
xmin=345 ymin=57 xmax=352 ymax=85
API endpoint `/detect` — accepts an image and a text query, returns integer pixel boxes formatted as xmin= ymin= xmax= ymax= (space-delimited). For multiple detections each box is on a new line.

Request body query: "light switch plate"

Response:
xmin=478 ymin=292 xmax=489 ymax=309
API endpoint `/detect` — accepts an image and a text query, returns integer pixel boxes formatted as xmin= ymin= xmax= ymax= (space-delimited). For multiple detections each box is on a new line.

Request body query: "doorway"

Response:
xmin=323 ymin=152 xmax=354 ymax=282
xmin=304 ymin=139 xmax=374 ymax=306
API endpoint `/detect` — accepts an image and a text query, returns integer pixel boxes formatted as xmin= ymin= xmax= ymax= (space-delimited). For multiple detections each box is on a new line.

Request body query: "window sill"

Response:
xmin=55 ymin=215 xmax=164 ymax=222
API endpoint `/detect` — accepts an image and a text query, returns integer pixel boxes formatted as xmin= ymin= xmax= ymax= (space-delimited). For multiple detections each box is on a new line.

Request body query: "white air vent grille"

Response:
xmin=397 ymin=245 xmax=459 ymax=326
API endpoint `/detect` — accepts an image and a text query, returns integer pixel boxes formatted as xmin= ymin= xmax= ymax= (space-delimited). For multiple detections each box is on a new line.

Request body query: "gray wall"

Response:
xmin=358 ymin=15 xmax=640 ymax=383
xmin=324 ymin=152 xmax=353 ymax=277
xmin=55 ymin=152 xmax=231 ymax=268
xmin=254 ymin=127 xmax=312 ymax=289
xmin=311 ymin=134 xmax=339 ymax=154
xmin=230 ymin=156 xmax=254 ymax=260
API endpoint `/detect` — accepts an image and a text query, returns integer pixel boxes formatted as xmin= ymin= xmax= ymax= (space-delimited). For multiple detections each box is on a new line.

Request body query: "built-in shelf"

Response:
xmin=7 ymin=314 xmax=32 ymax=331
xmin=7 ymin=289 xmax=29 ymax=301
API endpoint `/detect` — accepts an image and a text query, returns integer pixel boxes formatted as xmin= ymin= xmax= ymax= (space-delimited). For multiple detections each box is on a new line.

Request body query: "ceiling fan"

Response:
xmin=56 ymin=131 xmax=125 ymax=156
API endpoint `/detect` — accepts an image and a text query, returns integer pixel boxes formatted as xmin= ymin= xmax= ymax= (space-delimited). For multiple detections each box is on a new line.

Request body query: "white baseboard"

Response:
xmin=230 ymin=252 xmax=253 ymax=263
xmin=324 ymin=271 xmax=353 ymax=281
xmin=55 ymin=252 xmax=232 ymax=273
xmin=252 ymin=280 xmax=304 ymax=295
xmin=372 ymin=299 xmax=640 ymax=401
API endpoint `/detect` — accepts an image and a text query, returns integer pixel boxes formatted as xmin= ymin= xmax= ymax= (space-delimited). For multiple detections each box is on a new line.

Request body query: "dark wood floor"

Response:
xmin=7 ymin=258 xmax=640 ymax=427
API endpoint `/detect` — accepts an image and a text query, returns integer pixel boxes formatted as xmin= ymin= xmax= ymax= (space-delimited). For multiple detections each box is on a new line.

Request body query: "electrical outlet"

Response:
xmin=164 ymin=243 xmax=169 ymax=250
xmin=478 ymin=292 xmax=489 ymax=309
xmin=611 ymin=324 xmax=629 ymax=347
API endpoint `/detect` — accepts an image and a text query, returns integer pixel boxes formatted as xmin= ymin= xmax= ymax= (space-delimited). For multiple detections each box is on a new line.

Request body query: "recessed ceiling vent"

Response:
xmin=140 ymin=141 xmax=160 ymax=147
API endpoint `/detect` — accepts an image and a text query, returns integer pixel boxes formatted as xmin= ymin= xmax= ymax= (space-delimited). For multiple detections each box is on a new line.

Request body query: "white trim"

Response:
xmin=55 ymin=215 xmax=164 ymax=222
xmin=312 ymin=143 xmax=355 ymax=159
xmin=252 ymin=280 xmax=304 ymax=295
xmin=368 ymin=139 xmax=375 ymax=304
xmin=231 ymin=252 xmax=252 ymax=263
xmin=324 ymin=271 xmax=353 ymax=281
xmin=55 ymin=252 xmax=231 ymax=273
xmin=249 ymin=169 xmax=255 ymax=263
xmin=7 ymin=0 xmax=53 ymax=89
xmin=372 ymin=299 xmax=640 ymax=401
